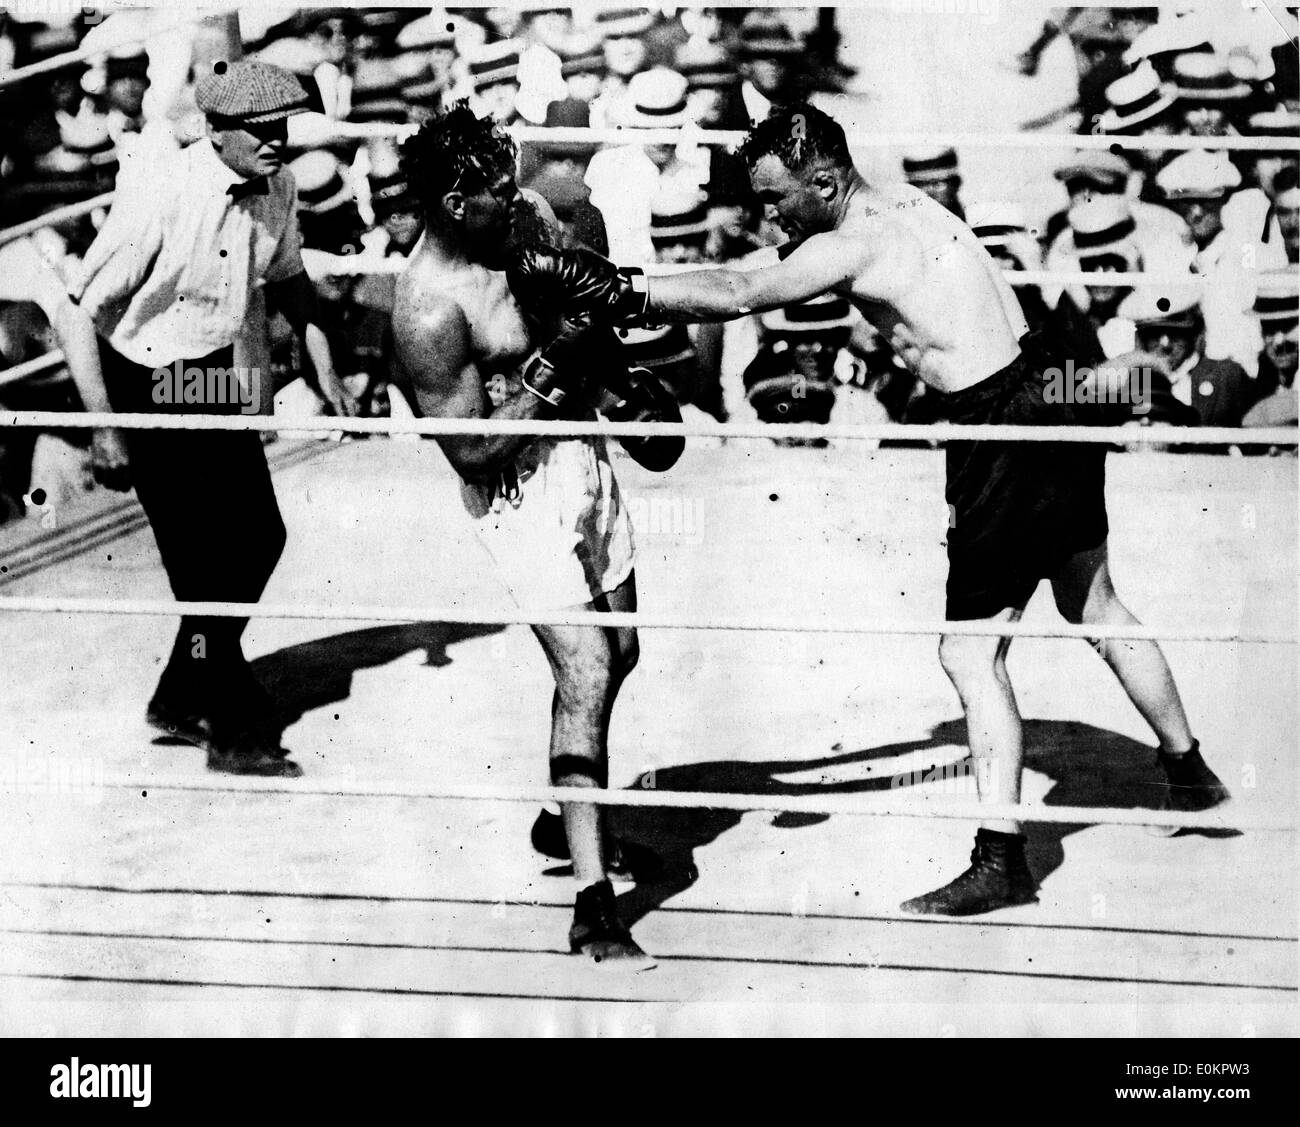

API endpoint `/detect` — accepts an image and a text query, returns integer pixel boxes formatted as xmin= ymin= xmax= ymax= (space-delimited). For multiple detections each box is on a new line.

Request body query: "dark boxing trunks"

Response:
xmin=938 ymin=332 xmax=1109 ymax=620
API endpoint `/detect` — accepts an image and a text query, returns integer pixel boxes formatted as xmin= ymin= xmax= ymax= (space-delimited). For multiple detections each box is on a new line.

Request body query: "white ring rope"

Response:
xmin=0 ymin=193 xmax=115 ymax=248
xmin=292 ymin=250 xmax=1300 ymax=291
xmin=65 ymin=777 xmax=1292 ymax=834
xmin=0 ymin=351 xmax=65 ymax=389
xmin=0 ymin=595 xmax=1291 ymax=646
xmin=0 ymin=14 xmax=202 ymax=91
xmin=3 ymin=410 xmax=1295 ymax=447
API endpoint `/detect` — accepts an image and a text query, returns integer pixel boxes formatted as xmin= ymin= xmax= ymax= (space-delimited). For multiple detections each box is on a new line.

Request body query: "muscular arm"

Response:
xmin=392 ymin=294 xmax=547 ymax=484
xmin=644 ymin=233 xmax=871 ymax=322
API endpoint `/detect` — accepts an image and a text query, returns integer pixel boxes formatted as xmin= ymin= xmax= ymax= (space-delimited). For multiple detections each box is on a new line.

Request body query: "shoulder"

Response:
xmin=393 ymin=266 xmax=470 ymax=354
xmin=1197 ymin=357 xmax=1249 ymax=386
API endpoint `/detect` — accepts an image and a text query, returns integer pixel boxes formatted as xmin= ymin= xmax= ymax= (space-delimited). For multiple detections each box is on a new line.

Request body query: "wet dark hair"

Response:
xmin=738 ymin=102 xmax=852 ymax=175
xmin=400 ymin=100 xmax=517 ymax=229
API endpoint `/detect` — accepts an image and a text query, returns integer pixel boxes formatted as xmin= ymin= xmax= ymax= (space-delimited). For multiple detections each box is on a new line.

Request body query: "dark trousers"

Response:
xmin=100 ymin=341 xmax=286 ymax=720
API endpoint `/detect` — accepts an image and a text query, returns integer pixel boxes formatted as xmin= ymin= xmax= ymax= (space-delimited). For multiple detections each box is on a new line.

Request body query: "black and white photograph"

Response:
xmin=0 ymin=0 xmax=1296 ymax=1053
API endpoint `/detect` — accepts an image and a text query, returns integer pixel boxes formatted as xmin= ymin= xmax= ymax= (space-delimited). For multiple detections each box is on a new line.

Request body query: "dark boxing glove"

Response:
xmin=507 ymin=243 xmax=649 ymax=325
xmin=520 ymin=324 xmax=598 ymax=409
xmin=603 ymin=364 xmax=685 ymax=473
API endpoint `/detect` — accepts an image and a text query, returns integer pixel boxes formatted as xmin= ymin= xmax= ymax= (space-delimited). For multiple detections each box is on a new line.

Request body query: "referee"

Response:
xmin=69 ymin=61 xmax=357 ymax=777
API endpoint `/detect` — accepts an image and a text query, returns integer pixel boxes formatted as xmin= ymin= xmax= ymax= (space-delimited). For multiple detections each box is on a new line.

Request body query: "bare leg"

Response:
xmin=529 ymin=576 xmax=639 ymax=886
xmin=901 ymin=604 xmax=1039 ymax=916
xmin=937 ymin=606 xmax=1025 ymax=833
xmin=1051 ymin=541 xmax=1226 ymax=832
xmin=1051 ymin=541 xmax=1194 ymax=753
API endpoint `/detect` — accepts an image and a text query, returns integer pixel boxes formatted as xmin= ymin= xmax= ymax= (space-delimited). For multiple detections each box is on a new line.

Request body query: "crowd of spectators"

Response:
xmin=0 ymin=5 xmax=1295 ymax=524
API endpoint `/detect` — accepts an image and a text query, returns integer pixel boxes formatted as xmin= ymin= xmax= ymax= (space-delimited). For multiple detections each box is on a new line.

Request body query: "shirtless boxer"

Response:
xmin=514 ymin=103 xmax=1230 ymax=917
xmin=390 ymin=105 xmax=681 ymax=964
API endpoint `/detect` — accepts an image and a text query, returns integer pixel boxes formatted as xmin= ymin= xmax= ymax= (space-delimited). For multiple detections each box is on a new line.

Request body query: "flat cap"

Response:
xmin=1156 ymin=150 xmax=1242 ymax=199
xmin=195 ymin=60 xmax=312 ymax=124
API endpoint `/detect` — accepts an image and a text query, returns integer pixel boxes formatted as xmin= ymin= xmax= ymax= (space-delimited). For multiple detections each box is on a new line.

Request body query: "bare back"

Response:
xmin=835 ymin=184 xmax=1026 ymax=394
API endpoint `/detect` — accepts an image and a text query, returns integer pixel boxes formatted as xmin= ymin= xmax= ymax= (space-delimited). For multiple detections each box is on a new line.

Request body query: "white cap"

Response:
xmin=1156 ymin=150 xmax=1242 ymax=199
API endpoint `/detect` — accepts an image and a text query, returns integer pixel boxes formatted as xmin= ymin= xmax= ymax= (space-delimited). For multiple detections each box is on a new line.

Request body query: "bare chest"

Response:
xmin=450 ymin=267 xmax=533 ymax=373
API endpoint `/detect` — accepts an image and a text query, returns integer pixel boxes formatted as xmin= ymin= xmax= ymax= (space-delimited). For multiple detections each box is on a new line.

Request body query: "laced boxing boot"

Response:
xmin=900 ymin=828 xmax=1040 ymax=916
xmin=531 ymin=807 xmax=663 ymax=882
xmin=1146 ymin=740 xmax=1230 ymax=837
xmin=569 ymin=879 xmax=655 ymax=968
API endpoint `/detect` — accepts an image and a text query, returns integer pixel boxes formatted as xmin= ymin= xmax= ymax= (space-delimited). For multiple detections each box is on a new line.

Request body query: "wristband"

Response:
xmin=521 ymin=354 xmax=567 ymax=407
xmin=618 ymin=267 xmax=650 ymax=316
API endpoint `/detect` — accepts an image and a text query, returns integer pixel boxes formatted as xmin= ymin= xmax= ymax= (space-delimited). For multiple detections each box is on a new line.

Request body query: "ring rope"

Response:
xmin=0 ymin=596 xmax=1291 ymax=645
xmin=61 ymin=777 xmax=1292 ymax=834
xmin=3 ymin=410 xmax=1295 ymax=447
xmin=0 ymin=192 xmax=115 ymax=248
xmin=0 ymin=352 xmax=65 ymax=389
xmin=0 ymin=15 xmax=202 ymax=91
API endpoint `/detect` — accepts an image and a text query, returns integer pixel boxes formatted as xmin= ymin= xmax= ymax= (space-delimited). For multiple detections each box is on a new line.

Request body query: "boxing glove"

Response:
xmin=507 ymin=243 xmax=649 ymax=325
xmin=520 ymin=324 xmax=598 ymax=409
xmin=602 ymin=363 xmax=685 ymax=473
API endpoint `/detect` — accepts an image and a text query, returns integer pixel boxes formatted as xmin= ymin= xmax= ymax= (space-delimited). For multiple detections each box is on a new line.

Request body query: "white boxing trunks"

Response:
xmin=462 ymin=434 xmax=635 ymax=610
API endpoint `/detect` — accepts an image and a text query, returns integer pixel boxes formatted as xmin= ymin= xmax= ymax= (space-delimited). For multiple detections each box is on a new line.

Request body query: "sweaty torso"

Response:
xmin=833 ymin=185 xmax=1027 ymax=394
xmin=394 ymin=248 xmax=534 ymax=405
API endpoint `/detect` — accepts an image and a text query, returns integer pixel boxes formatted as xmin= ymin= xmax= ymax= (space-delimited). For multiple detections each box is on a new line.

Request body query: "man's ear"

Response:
xmin=811 ymin=168 xmax=838 ymax=202
xmin=441 ymin=190 xmax=466 ymax=223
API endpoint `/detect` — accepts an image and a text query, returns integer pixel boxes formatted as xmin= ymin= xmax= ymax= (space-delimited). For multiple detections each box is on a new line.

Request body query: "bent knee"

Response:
xmin=938 ymin=634 xmax=1001 ymax=684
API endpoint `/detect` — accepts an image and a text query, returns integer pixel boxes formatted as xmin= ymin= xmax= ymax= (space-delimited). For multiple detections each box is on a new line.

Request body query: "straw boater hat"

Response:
xmin=289 ymin=150 xmax=354 ymax=214
xmin=1155 ymin=150 xmax=1242 ymax=200
xmin=369 ymin=165 xmax=417 ymax=220
xmin=674 ymin=36 xmax=736 ymax=91
xmin=348 ymin=58 xmax=407 ymax=122
xmin=650 ymin=189 xmax=713 ymax=248
xmin=247 ymin=37 xmax=323 ymax=77
xmin=395 ymin=13 xmax=456 ymax=53
xmin=759 ymin=292 xmax=855 ymax=339
xmin=1123 ymin=18 xmax=1213 ymax=74
xmin=1119 ymin=286 xmax=1203 ymax=330
xmin=592 ymin=8 xmax=657 ymax=40
xmin=393 ymin=51 xmax=446 ymax=105
xmin=1066 ymin=195 xmax=1140 ymax=265
xmin=467 ymin=39 xmax=522 ymax=91
xmin=1053 ymin=150 xmax=1130 ymax=193
xmin=1248 ymin=107 xmax=1300 ymax=136
xmin=902 ymin=147 xmax=960 ymax=187
xmin=1253 ymin=273 xmax=1300 ymax=332
xmin=1096 ymin=63 xmax=1178 ymax=134
xmin=737 ymin=12 xmax=802 ymax=59
xmin=970 ymin=201 xmax=1042 ymax=270
xmin=555 ymin=29 xmax=606 ymax=79
xmin=1171 ymin=52 xmax=1252 ymax=104
xmin=617 ymin=67 xmax=692 ymax=130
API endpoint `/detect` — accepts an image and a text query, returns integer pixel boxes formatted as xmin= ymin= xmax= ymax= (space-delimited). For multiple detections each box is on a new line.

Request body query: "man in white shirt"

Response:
xmin=70 ymin=61 xmax=356 ymax=778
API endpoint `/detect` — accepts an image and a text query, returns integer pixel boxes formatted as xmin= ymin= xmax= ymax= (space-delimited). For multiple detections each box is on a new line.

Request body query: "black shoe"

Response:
xmin=900 ymin=829 xmax=1040 ymax=917
xmin=531 ymin=808 xmax=663 ymax=883
xmin=206 ymin=737 xmax=303 ymax=779
xmin=568 ymin=880 xmax=655 ymax=968
xmin=1147 ymin=741 xmax=1230 ymax=837
xmin=147 ymin=699 xmax=220 ymax=753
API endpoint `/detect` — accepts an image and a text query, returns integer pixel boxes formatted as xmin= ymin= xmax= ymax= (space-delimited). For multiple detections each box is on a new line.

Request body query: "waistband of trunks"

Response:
xmin=934 ymin=332 xmax=1055 ymax=420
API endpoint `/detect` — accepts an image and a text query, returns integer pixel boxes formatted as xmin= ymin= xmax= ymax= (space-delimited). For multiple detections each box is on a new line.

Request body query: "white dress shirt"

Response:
xmin=70 ymin=138 xmax=304 ymax=368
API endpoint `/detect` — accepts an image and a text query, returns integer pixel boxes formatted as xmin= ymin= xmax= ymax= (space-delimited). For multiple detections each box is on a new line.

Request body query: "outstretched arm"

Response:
xmin=642 ymin=233 xmax=869 ymax=322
